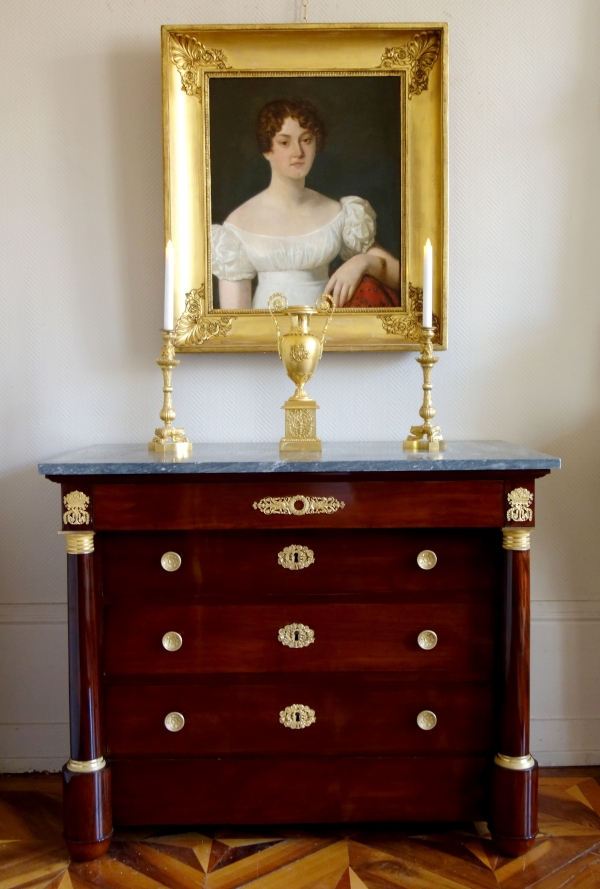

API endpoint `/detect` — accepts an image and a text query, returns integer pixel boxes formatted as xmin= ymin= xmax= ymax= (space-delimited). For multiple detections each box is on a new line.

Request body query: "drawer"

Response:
xmin=104 ymin=603 xmax=494 ymax=676
xmin=112 ymin=756 xmax=488 ymax=824
xmin=94 ymin=479 xmax=504 ymax=530
xmin=106 ymin=681 xmax=493 ymax=757
xmin=100 ymin=529 xmax=501 ymax=601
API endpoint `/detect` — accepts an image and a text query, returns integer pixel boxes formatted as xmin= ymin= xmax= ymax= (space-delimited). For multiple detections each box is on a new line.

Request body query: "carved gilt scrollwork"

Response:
xmin=253 ymin=495 xmax=345 ymax=516
xmin=63 ymin=491 xmax=90 ymax=526
xmin=506 ymin=487 xmax=534 ymax=523
xmin=290 ymin=344 xmax=310 ymax=361
xmin=286 ymin=410 xmax=315 ymax=439
xmin=169 ymin=33 xmax=230 ymax=99
xmin=379 ymin=30 xmax=441 ymax=98
xmin=378 ymin=284 xmax=440 ymax=342
xmin=174 ymin=287 xmax=233 ymax=348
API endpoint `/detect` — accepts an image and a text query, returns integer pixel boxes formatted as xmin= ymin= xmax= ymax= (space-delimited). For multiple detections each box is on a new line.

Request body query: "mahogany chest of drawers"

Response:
xmin=40 ymin=441 xmax=559 ymax=862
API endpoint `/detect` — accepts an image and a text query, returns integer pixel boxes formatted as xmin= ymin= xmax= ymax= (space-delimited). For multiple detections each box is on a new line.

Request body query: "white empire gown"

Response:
xmin=211 ymin=196 xmax=376 ymax=309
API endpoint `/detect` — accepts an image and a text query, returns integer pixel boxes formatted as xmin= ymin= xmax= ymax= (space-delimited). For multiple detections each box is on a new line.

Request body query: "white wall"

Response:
xmin=0 ymin=0 xmax=598 ymax=771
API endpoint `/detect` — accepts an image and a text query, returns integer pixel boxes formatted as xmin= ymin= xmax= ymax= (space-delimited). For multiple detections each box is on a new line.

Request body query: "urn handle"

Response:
xmin=315 ymin=294 xmax=335 ymax=354
xmin=268 ymin=293 xmax=289 ymax=359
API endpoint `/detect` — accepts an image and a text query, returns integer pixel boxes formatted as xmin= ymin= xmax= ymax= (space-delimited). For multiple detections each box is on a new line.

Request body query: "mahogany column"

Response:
xmin=489 ymin=527 xmax=538 ymax=857
xmin=62 ymin=531 xmax=112 ymax=861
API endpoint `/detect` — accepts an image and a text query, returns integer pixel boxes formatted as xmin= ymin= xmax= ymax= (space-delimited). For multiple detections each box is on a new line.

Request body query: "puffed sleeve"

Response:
xmin=211 ymin=224 xmax=256 ymax=280
xmin=339 ymin=196 xmax=377 ymax=261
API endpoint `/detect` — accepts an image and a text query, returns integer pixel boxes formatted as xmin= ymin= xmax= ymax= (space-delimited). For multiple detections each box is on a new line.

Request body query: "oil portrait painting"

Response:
xmin=210 ymin=78 xmax=401 ymax=312
xmin=162 ymin=24 xmax=447 ymax=351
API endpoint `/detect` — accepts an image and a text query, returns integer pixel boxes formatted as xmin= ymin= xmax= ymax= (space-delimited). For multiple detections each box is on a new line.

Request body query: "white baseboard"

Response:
xmin=1 ymin=720 xmax=598 ymax=770
xmin=0 ymin=758 xmax=64 ymax=773
xmin=535 ymin=752 xmax=600 ymax=767
xmin=531 ymin=718 xmax=600 ymax=766
xmin=0 ymin=604 xmax=66 ymax=623
xmin=0 ymin=601 xmax=598 ymax=771
xmin=0 ymin=723 xmax=69 ymax=759
xmin=532 ymin=601 xmax=600 ymax=621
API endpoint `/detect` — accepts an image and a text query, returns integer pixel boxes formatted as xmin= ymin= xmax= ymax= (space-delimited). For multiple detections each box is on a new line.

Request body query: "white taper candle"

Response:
xmin=163 ymin=240 xmax=175 ymax=331
xmin=423 ymin=239 xmax=433 ymax=328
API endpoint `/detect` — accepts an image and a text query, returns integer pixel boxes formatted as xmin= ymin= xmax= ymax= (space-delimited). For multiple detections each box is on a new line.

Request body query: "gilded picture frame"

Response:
xmin=162 ymin=23 xmax=448 ymax=352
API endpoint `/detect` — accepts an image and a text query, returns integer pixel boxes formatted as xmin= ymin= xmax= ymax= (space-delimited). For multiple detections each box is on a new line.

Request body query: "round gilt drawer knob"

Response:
xmin=161 ymin=552 xmax=182 ymax=572
xmin=164 ymin=712 xmax=185 ymax=732
xmin=162 ymin=631 xmax=183 ymax=651
xmin=417 ymin=630 xmax=438 ymax=650
xmin=417 ymin=710 xmax=437 ymax=731
xmin=417 ymin=550 xmax=437 ymax=570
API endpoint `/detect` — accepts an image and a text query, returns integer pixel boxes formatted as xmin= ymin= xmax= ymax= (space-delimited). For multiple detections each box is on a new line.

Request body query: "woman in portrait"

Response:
xmin=211 ymin=98 xmax=400 ymax=310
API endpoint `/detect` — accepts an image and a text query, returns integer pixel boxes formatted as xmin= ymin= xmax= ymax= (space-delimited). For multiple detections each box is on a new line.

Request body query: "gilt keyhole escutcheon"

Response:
xmin=278 ymin=545 xmax=315 ymax=571
xmin=278 ymin=623 xmax=315 ymax=649
xmin=279 ymin=704 xmax=316 ymax=729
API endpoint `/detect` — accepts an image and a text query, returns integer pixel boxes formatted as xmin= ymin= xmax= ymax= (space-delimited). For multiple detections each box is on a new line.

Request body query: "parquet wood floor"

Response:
xmin=1 ymin=774 xmax=600 ymax=889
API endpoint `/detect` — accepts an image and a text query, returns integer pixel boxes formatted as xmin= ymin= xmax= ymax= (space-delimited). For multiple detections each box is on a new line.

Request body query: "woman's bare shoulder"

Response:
xmin=225 ymin=193 xmax=268 ymax=228
xmin=225 ymin=189 xmax=341 ymax=234
xmin=306 ymin=190 xmax=340 ymax=214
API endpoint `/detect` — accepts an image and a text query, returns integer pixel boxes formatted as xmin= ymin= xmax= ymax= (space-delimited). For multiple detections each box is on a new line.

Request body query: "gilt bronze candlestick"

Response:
xmin=148 ymin=329 xmax=192 ymax=458
xmin=403 ymin=326 xmax=446 ymax=452
xmin=269 ymin=294 xmax=334 ymax=453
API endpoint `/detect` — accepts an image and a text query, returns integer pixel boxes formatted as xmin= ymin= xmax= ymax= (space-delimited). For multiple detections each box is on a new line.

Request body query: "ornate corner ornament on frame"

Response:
xmin=162 ymin=24 xmax=448 ymax=352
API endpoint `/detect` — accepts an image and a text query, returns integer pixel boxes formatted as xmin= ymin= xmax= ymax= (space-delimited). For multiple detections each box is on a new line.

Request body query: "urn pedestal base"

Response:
xmin=280 ymin=397 xmax=321 ymax=453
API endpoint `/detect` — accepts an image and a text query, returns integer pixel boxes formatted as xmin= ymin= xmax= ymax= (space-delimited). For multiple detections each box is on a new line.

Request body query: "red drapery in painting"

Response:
xmin=345 ymin=274 xmax=400 ymax=308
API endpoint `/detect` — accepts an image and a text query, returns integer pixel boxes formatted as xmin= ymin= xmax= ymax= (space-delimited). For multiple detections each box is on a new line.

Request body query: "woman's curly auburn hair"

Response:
xmin=256 ymin=98 xmax=326 ymax=154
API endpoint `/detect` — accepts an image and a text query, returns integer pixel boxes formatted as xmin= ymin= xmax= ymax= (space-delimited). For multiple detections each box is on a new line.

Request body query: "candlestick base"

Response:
xmin=148 ymin=329 xmax=193 ymax=458
xmin=148 ymin=439 xmax=193 ymax=458
xmin=403 ymin=326 xmax=445 ymax=451
xmin=403 ymin=434 xmax=446 ymax=452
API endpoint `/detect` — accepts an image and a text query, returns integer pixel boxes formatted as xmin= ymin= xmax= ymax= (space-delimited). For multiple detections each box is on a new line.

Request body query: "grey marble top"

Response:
xmin=38 ymin=442 xmax=560 ymax=475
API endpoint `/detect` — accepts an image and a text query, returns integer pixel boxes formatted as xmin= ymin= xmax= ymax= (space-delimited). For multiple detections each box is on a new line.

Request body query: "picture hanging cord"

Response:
xmin=302 ymin=0 xmax=309 ymax=23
